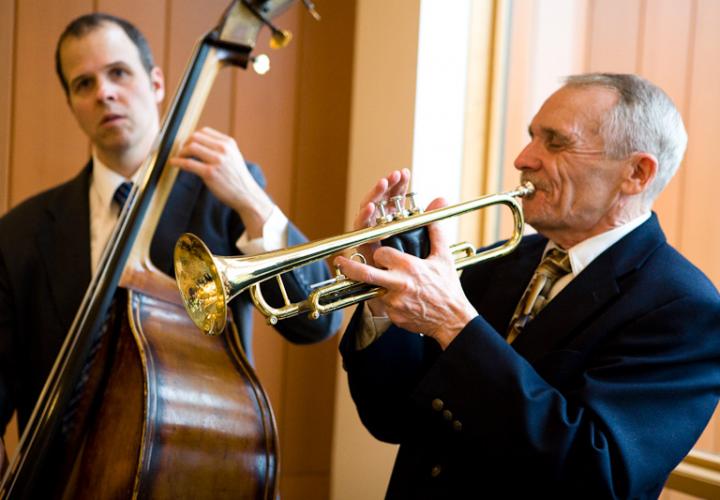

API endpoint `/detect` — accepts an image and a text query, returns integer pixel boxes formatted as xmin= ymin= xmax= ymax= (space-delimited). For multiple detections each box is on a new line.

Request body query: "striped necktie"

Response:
xmin=113 ymin=181 xmax=133 ymax=210
xmin=506 ymin=248 xmax=572 ymax=344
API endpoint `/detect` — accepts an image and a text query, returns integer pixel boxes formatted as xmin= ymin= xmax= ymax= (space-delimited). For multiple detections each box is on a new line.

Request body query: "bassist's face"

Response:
xmin=59 ymin=22 xmax=165 ymax=170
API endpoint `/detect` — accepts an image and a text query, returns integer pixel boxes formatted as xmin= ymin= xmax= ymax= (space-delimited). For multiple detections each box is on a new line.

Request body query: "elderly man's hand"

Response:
xmin=347 ymin=168 xmax=411 ymax=317
xmin=168 ymin=127 xmax=273 ymax=238
xmin=336 ymin=197 xmax=477 ymax=350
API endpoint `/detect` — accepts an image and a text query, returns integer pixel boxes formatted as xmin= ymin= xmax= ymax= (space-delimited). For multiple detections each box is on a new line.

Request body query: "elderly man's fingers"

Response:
xmin=354 ymin=202 xmax=378 ymax=230
xmin=386 ymin=168 xmax=411 ymax=200
xmin=372 ymin=245 xmax=411 ymax=271
xmin=358 ymin=177 xmax=389 ymax=213
xmin=424 ymin=197 xmax=452 ymax=257
xmin=334 ymin=255 xmax=402 ymax=290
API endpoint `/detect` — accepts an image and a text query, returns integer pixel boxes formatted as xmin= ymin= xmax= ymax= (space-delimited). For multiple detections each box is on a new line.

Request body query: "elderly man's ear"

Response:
xmin=622 ymin=153 xmax=658 ymax=195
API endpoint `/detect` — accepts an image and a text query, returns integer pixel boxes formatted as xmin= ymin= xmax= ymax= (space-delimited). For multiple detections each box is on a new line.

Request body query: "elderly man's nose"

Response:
xmin=514 ymin=142 xmax=542 ymax=171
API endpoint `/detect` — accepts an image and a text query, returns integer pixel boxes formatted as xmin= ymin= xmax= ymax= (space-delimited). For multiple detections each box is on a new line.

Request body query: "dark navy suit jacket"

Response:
xmin=0 ymin=161 xmax=340 ymax=434
xmin=341 ymin=214 xmax=720 ymax=499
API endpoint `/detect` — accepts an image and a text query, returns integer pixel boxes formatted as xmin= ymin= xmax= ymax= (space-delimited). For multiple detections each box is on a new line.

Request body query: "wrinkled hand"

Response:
xmin=336 ymin=197 xmax=478 ymax=350
xmin=168 ymin=126 xmax=273 ymax=238
xmin=348 ymin=169 xmax=411 ymax=316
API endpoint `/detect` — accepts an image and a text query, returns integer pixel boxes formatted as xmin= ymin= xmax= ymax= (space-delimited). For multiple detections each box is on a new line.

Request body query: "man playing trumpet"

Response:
xmin=337 ymin=74 xmax=720 ymax=498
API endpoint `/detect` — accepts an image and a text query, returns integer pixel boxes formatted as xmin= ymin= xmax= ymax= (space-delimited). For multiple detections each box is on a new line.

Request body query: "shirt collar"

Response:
xmin=546 ymin=212 xmax=651 ymax=276
xmin=91 ymin=152 xmax=139 ymax=209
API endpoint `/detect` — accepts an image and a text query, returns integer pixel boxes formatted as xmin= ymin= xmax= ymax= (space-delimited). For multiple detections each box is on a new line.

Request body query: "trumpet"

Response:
xmin=174 ymin=182 xmax=535 ymax=335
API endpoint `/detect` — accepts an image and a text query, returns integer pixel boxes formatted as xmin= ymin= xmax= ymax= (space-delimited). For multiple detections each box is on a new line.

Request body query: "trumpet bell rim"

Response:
xmin=174 ymin=233 xmax=228 ymax=335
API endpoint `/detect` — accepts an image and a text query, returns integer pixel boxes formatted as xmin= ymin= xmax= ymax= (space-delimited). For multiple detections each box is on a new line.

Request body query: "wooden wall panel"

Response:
xmin=331 ymin=1 xmax=421 ymax=498
xmin=501 ymin=0 xmax=535 ymax=194
xmin=527 ymin=0 xmax=588 ymax=111
xmin=638 ymin=0 xmax=694 ymax=246
xmin=0 ymin=0 xmax=14 ymax=215
xmin=291 ymin=2 xmax=355 ymax=240
xmin=680 ymin=0 xmax=720 ymax=455
xmin=498 ymin=0 xmax=590 ymax=240
xmin=281 ymin=339 xmax=339 ymax=497
xmin=96 ymin=0 xmax=167 ymax=70
xmin=586 ymin=0 xmax=642 ymax=73
xmin=168 ymin=0 xmax=233 ymax=135
xmin=496 ymin=0 xmax=537 ymax=243
xmin=680 ymin=0 xmax=720 ymax=286
xmin=280 ymin=3 xmax=356 ymax=498
xmin=10 ymin=0 xmax=92 ymax=207
xmin=231 ymin=7 xmax=301 ymax=214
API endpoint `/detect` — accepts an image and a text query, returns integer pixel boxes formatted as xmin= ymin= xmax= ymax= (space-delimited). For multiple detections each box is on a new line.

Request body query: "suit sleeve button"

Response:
xmin=431 ymin=398 xmax=444 ymax=411
xmin=452 ymin=420 xmax=462 ymax=432
xmin=431 ymin=465 xmax=442 ymax=478
xmin=442 ymin=409 xmax=453 ymax=421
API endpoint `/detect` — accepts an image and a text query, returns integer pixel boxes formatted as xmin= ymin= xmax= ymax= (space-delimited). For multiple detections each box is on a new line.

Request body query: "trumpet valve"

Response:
xmin=375 ymin=200 xmax=392 ymax=224
xmin=406 ymin=192 xmax=421 ymax=215
xmin=390 ymin=195 xmax=408 ymax=218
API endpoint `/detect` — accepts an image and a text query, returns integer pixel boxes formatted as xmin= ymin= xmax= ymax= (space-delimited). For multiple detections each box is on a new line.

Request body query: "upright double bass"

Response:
xmin=0 ymin=1 xmax=309 ymax=497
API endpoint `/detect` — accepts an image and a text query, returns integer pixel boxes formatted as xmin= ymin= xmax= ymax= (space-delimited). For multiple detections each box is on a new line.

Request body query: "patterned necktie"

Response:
xmin=113 ymin=181 xmax=133 ymax=210
xmin=506 ymin=248 xmax=572 ymax=344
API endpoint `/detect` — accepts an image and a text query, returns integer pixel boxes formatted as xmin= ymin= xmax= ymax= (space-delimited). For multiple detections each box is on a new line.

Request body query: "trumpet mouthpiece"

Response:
xmin=518 ymin=181 xmax=535 ymax=197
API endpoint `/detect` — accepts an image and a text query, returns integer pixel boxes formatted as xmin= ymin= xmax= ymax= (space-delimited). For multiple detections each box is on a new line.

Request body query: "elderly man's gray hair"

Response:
xmin=564 ymin=73 xmax=687 ymax=205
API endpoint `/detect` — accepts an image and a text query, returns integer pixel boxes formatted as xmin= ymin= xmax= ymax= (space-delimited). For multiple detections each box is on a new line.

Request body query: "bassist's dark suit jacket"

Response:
xmin=0 ymin=162 xmax=340 ymax=433
xmin=341 ymin=214 xmax=720 ymax=499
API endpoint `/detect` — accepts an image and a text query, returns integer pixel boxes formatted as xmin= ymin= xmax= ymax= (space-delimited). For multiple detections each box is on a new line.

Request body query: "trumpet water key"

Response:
xmin=174 ymin=182 xmax=535 ymax=336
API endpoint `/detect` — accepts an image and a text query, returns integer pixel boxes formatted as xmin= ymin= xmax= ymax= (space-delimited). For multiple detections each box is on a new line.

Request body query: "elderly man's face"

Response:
xmin=59 ymin=22 xmax=164 ymax=160
xmin=514 ymin=86 xmax=632 ymax=247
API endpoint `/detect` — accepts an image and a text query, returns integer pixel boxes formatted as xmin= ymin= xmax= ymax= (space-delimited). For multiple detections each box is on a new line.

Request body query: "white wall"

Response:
xmin=411 ymin=0 xmax=473 ymax=244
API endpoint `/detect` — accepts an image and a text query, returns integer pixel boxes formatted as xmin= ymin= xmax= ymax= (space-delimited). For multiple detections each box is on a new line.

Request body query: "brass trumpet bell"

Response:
xmin=174 ymin=234 xmax=233 ymax=337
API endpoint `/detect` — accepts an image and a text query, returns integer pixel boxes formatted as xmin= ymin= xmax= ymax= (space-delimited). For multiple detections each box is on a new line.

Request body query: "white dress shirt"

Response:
xmin=544 ymin=211 xmax=651 ymax=300
xmin=89 ymin=154 xmax=288 ymax=276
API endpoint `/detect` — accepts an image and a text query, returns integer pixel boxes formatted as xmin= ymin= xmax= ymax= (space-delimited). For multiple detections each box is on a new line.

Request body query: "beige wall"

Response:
xmin=0 ymin=1 xmax=355 ymax=498
xmin=329 ymin=1 xmax=421 ymax=498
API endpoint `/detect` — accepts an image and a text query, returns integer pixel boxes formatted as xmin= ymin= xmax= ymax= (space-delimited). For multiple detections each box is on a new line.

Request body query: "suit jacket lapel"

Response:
xmin=37 ymin=163 xmax=93 ymax=329
xmin=32 ymin=165 xmax=205 ymax=329
xmin=512 ymin=214 xmax=666 ymax=362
